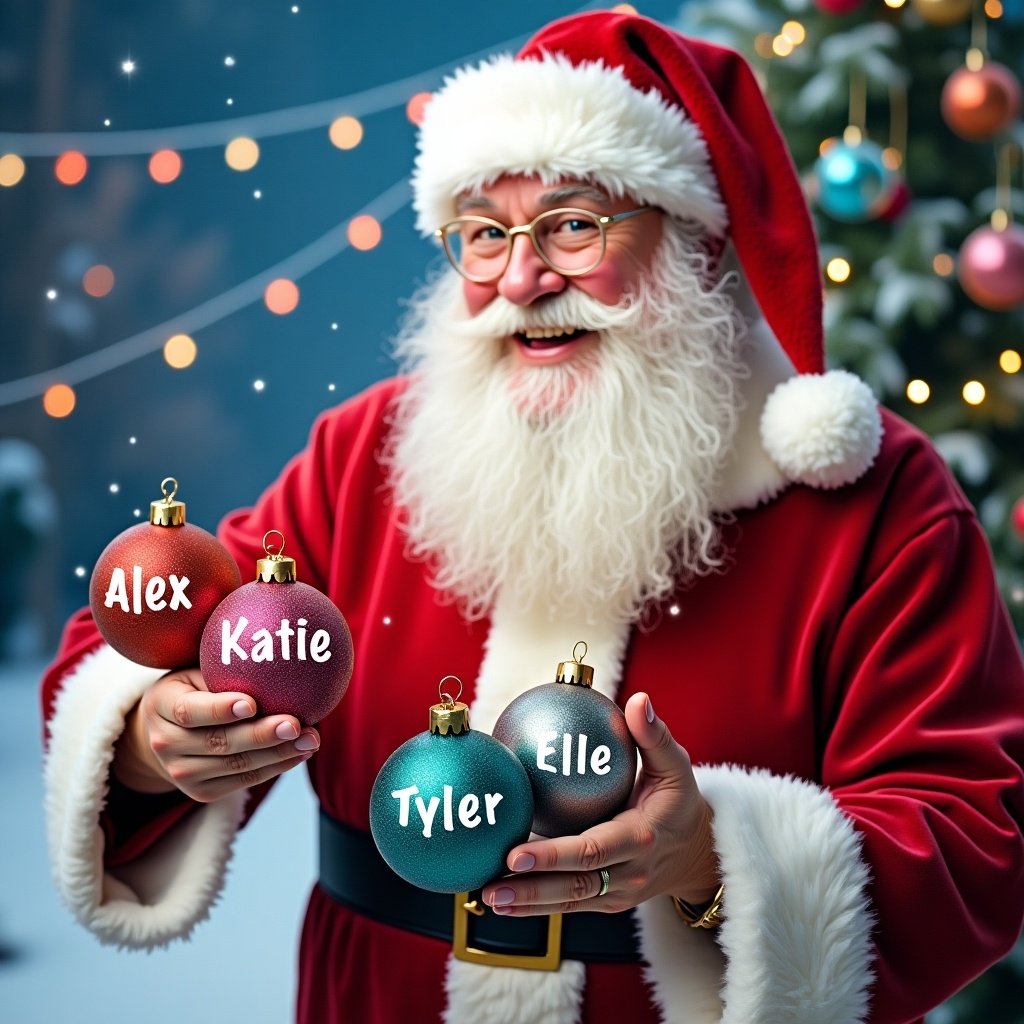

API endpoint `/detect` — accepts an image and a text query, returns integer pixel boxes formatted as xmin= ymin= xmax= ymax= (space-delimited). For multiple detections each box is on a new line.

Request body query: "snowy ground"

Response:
xmin=0 ymin=657 xmax=317 ymax=1023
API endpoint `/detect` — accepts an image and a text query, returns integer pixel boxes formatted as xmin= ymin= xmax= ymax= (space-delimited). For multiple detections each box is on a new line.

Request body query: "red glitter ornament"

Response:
xmin=200 ymin=530 xmax=353 ymax=725
xmin=90 ymin=478 xmax=242 ymax=669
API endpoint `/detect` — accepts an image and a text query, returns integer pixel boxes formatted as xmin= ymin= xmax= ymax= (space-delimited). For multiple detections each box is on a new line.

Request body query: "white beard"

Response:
xmin=384 ymin=220 xmax=749 ymax=624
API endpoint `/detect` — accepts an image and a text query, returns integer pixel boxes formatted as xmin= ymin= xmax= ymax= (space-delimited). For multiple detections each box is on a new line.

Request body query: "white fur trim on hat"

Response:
xmin=760 ymin=370 xmax=883 ymax=490
xmin=43 ymin=643 xmax=247 ymax=948
xmin=412 ymin=53 xmax=727 ymax=237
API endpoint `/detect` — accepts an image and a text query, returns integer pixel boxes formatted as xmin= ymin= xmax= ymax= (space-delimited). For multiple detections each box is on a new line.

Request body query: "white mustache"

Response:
xmin=449 ymin=288 xmax=642 ymax=340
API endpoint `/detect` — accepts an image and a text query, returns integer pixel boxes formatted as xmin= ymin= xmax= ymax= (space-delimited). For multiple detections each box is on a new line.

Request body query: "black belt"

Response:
xmin=318 ymin=810 xmax=644 ymax=969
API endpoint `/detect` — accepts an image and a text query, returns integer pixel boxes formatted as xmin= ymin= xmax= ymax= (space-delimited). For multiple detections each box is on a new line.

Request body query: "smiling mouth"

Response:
xmin=515 ymin=326 xmax=592 ymax=350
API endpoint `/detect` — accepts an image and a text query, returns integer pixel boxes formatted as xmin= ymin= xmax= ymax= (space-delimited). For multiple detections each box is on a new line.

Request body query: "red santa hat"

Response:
xmin=412 ymin=11 xmax=882 ymax=490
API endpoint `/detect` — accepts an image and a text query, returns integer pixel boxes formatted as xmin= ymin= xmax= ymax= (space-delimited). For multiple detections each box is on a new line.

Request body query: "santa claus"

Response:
xmin=41 ymin=11 xmax=1024 ymax=1024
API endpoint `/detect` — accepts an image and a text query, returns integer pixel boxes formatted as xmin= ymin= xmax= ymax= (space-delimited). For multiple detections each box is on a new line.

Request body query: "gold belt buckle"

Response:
xmin=452 ymin=892 xmax=562 ymax=971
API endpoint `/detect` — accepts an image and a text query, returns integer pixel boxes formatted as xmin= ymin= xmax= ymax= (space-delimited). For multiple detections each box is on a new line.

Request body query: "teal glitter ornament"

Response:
xmin=813 ymin=138 xmax=895 ymax=223
xmin=369 ymin=677 xmax=534 ymax=894
xmin=493 ymin=642 xmax=638 ymax=838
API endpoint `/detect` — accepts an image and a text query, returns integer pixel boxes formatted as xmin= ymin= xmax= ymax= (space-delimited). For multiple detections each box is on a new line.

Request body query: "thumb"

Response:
xmin=624 ymin=692 xmax=694 ymax=784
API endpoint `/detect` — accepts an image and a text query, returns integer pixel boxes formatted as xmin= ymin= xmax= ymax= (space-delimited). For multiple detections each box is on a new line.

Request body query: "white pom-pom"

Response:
xmin=760 ymin=370 xmax=883 ymax=489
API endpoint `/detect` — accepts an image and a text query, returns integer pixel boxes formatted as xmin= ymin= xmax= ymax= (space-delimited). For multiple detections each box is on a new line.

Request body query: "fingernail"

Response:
xmin=492 ymin=905 xmax=511 ymax=915
xmin=233 ymin=700 xmax=255 ymax=719
xmin=645 ymin=697 xmax=655 ymax=724
xmin=294 ymin=733 xmax=318 ymax=751
xmin=510 ymin=853 xmax=535 ymax=872
xmin=491 ymin=887 xmax=515 ymax=907
xmin=276 ymin=721 xmax=299 ymax=741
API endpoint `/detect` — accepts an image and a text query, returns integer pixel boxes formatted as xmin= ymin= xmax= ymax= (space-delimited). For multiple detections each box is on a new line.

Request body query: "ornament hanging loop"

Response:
xmin=151 ymin=476 xmax=186 ymax=526
xmin=256 ymin=529 xmax=297 ymax=582
xmin=263 ymin=529 xmax=286 ymax=558
xmin=556 ymin=641 xmax=595 ymax=688
xmin=438 ymin=674 xmax=464 ymax=706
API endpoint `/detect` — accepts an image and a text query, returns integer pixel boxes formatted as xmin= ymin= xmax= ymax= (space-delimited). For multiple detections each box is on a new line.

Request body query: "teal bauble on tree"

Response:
xmin=369 ymin=677 xmax=534 ymax=894
xmin=814 ymin=137 xmax=896 ymax=223
xmin=492 ymin=642 xmax=638 ymax=837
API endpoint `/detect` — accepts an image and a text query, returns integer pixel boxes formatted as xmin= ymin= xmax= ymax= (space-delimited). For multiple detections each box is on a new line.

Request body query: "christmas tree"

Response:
xmin=672 ymin=0 xmax=1024 ymax=1017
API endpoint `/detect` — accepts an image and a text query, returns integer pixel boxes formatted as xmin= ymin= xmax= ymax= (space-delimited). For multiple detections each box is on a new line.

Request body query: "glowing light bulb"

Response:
xmin=962 ymin=380 xmax=986 ymax=406
xmin=826 ymin=257 xmax=851 ymax=283
xmin=999 ymin=349 xmax=1022 ymax=374
xmin=906 ymin=379 xmax=930 ymax=404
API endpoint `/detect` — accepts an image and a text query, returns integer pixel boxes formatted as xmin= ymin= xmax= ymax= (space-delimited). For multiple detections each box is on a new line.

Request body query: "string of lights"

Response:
xmin=2 ymin=2 xmax=618 ymax=412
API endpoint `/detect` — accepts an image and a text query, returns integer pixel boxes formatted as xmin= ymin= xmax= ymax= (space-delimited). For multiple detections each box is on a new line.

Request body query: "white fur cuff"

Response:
xmin=691 ymin=765 xmax=874 ymax=1024
xmin=43 ymin=643 xmax=247 ymax=949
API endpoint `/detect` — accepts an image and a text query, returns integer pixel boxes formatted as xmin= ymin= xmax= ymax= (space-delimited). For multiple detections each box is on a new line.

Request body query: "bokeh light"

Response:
xmin=906 ymin=379 xmax=930 ymax=404
xmin=264 ymin=278 xmax=300 ymax=314
xmin=0 ymin=154 xmax=25 ymax=187
xmin=985 ymin=0 xmax=1003 ymax=15
xmin=406 ymin=92 xmax=432 ymax=125
xmin=348 ymin=215 xmax=382 ymax=251
xmin=962 ymin=380 xmax=986 ymax=406
xmin=149 ymin=149 xmax=182 ymax=184
xmin=329 ymin=116 xmax=363 ymax=150
xmin=43 ymin=383 xmax=76 ymax=418
xmin=55 ymin=151 xmax=88 ymax=185
xmin=932 ymin=253 xmax=954 ymax=276
xmin=83 ymin=264 xmax=115 ymax=297
xmin=772 ymin=35 xmax=794 ymax=57
xmin=225 ymin=137 xmax=260 ymax=171
xmin=164 ymin=333 xmax=197 ymax=368
xmin=999 ymin=349 xmax=1022 ymax=373
xmin=781 ymin=21 xmax=806 ymax=44
xmin=826 ymin=257 xmax=852 ymax=283
xmin=611 ymin=3 xmax=639 ymax=12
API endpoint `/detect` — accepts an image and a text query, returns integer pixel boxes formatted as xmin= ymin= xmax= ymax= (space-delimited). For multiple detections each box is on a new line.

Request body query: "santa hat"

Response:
xmin=412 ymin=11 xmax=882 ymax=491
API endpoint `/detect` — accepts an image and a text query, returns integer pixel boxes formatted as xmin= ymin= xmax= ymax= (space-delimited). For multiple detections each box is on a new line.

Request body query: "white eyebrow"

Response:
xmin=539 ymin=185 xmax=611 ymax=205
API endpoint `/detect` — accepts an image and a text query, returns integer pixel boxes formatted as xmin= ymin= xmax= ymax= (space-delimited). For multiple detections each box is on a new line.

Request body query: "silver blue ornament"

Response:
xmin=492 ymin=643 xmax=638 ymax=837
xmin=369 ymin=684 xmax=534 ymax=893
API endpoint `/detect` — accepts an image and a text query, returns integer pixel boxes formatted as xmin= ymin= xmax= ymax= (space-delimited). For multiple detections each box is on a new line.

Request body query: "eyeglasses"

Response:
xmin=435 ymin=206 xmax=655 ymax=284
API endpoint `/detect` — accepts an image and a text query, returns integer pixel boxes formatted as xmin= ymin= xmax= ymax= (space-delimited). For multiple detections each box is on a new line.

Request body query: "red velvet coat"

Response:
xmin=42 ymin=378 xmax=1024 ymax=1024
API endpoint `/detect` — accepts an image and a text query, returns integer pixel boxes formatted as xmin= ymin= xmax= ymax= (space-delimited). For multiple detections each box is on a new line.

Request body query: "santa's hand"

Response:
xmin=481 ymin=693 xmax=718 ymax=915
xmin=112 ymin=667 xmax=320 ymax=802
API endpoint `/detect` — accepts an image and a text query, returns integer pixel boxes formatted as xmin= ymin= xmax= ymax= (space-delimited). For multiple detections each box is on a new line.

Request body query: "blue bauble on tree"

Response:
xmin=813 ymin=138 xmax=896 ymax=223
xmin=369 ymin=678 xmax=534 ymax=894
xmin=493 ymin=642 xmax=638 ymax=837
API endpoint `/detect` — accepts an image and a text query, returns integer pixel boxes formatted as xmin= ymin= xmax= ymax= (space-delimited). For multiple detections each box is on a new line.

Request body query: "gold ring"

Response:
xmin=597 ymin=868 xmax=610 ymax=898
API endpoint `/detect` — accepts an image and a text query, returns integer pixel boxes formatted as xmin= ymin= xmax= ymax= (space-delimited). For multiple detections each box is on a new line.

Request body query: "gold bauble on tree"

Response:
xmin=910 ymin=0 xmax=972 ymax=26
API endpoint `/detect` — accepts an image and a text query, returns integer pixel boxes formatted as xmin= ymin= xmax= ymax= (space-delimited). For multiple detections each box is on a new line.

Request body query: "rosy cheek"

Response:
xmin=574 ymin=259 xmax=629 ymax=305
xmin=462 ymin=280 xmax=499 ymax=315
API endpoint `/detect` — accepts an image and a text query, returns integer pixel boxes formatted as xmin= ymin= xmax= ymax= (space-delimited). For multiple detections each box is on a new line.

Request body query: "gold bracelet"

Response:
xmin=671 ymin=884 xmax=725 ymax=929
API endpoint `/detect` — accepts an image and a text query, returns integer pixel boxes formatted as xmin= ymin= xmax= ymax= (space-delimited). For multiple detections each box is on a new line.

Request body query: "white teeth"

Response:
xmin=522 ymin=327 xmax=575 ymax=339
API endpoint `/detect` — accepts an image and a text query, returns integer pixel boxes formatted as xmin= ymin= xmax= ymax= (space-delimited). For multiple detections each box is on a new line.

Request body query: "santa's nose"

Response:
xmin=497 ymin=233 xmax=567 ymax=306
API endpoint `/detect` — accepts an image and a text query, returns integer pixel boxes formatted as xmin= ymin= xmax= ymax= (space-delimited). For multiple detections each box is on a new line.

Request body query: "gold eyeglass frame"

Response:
xmin=435 ymin=206 xmax=655 ymax=283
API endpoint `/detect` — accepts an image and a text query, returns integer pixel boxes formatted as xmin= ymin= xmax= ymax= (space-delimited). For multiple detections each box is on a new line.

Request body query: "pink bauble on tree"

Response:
xmin=90 ymin=478 xmax=242 ymax=669
xmin=1012 ymin=496 xmax=1024 ymax=539
xmin=814 ymin=0 xmax=863 ymax=12
xmin=200 ymin=530 xmax=354 ymax=725
xmin=957 ymin=223 xmax=1024 ymax=311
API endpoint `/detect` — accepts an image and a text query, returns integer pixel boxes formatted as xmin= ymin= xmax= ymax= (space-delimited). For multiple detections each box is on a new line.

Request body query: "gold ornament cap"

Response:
xmin=430 ymin=676 xmax=470 ymax=735
xmin=255 ymin=530 xmax=298 ymax=583
xmin=149 ymin=477 xmax=186 ymax=527
xmin=555 ymin=640 xmax=595 ymax=688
